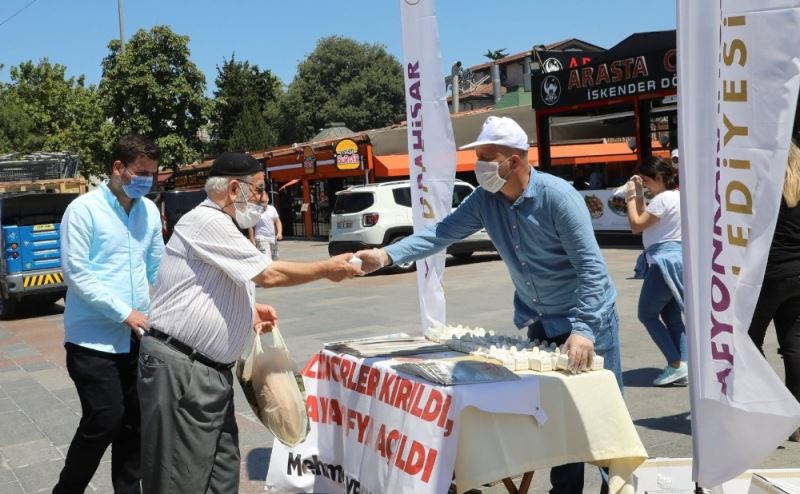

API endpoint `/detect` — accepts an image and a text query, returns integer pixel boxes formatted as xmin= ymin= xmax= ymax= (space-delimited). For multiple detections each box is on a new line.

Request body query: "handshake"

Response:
xmin=349 ymin=248 xmax=391 ymax=275
xmin=324 ymin=249 xmax=392 ymax=279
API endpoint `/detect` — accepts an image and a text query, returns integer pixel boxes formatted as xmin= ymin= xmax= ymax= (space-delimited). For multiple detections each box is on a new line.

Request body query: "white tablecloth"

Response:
xmin=455 ymin=369 xmax=647 ymax=494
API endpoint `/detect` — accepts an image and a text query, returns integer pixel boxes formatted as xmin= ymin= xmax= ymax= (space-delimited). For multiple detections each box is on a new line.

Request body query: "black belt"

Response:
xmin=147 ymin=328 xmax=235 ymax=371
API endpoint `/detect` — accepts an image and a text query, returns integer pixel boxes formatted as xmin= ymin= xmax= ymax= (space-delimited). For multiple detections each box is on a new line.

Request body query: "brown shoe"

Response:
xmin=790 ymin=428 xmax=800 ymax=442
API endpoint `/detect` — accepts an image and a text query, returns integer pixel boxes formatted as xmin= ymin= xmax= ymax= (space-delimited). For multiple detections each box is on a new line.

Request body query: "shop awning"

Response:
xmin=374 ymin=141 xmax=666 ymax=177
xmin=534 ymin=141 xmax=667 ymax=166
xmin=373 ymin=151 xmax=501 ymax=178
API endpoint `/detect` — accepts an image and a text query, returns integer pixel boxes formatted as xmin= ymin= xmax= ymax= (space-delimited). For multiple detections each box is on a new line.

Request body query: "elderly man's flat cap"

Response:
xmin=209 ymin=152 xmax=263 ymax=177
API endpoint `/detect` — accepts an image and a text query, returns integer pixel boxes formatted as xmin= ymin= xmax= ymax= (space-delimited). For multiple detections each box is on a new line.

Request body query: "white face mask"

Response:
xmin=475 ymin=158 xmax=512 ymax=193
xmin=233 ymin=185 xmax=265 ymax=229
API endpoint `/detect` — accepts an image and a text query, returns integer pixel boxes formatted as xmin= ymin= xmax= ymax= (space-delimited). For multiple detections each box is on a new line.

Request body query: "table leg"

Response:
xmin=518 ymin=472 xmax=534 ymax=493
xmin=500 ymin=471 xmax=534 ymax=494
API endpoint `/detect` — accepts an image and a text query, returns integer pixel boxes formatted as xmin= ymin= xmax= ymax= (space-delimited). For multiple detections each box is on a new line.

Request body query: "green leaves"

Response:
xmin=211 ymin=54 xmax=281 ymax=153
xmin=0 ymin=31 xmax=408 ymax=176
xmin=99 ymin=26 xmax=207 ymax=171
xmin=227 ymin=105 xmax=277 ymax=153
xmin=0 ymin=59 xmax=110 ymax=178
xmin=277 ymin=36 xmax=405 ymax=144
xmin=483 ymin=49 xmax=508 ymax=61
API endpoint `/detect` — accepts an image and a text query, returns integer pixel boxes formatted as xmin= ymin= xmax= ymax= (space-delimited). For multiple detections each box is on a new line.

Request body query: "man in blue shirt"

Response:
xmin=54 ymin=135 xmax=163 ymax=494
xmin=357 ymin=116 xmax=620 ymax=494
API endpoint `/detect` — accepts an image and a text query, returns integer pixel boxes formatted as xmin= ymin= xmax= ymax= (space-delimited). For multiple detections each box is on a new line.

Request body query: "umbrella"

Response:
xmin=278 ymin=178 xmax=301 ymax=192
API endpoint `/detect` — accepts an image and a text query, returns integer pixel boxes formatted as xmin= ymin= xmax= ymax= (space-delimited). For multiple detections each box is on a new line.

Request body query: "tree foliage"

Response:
xmin=0 ymin=59 xmax=110 ymax=178
xmin=483 ymin=49 xmax=508 ymax=61
xmin=277 ymin=36 xmax=405 ymax=143
xmin=227 ymin=105 xmax=277 ymax=153
xmin=0 ymin=86 xmax=36 ymax=152
xmin=211 ymin=55 xmax=281 ymax=153
xmin=99 ymin=26 xmax=206 ymax=170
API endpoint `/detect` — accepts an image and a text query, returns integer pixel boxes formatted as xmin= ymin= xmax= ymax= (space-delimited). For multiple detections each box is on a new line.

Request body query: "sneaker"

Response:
xmin=790 ymin=428 xmax=800 ymax=442
xmin=653 ymin=362 xmax=688 ymax=386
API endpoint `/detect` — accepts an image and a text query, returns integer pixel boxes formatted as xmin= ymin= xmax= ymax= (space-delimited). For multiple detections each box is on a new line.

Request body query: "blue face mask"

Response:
xmin=122 ymin=174 xmax=153 ymax=199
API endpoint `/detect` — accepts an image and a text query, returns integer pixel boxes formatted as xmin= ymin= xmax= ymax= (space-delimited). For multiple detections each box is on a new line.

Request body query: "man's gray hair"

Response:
xmin=204 ymin=172 xmax=262 ymax=195
xmin=205 ymin=176 xmax=232 ymax=195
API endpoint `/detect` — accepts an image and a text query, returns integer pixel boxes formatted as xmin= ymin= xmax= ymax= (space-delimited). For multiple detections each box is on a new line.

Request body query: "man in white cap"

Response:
xmin=357 ymin=116 xmax=620 ymax=494
xmin=671 ymin=148 xmax=680 ymax=170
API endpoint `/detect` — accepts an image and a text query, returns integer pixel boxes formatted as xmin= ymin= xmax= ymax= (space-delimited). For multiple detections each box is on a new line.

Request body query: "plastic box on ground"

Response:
xmin=632 ymin=458 xmax=800 ymax=494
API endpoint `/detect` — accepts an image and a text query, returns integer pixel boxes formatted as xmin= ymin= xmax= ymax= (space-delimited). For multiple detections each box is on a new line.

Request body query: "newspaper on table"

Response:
xmin=323 ymin=332 xmax=449 ymax=358
xmin=392 ymin=358 xmax=520 ymax=386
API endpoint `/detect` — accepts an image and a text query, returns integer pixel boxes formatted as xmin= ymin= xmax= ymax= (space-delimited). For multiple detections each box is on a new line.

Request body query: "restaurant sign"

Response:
xmin=303 ymin=146 xmax=317 ymax=175
xmin=169 ymin=167 xmax=211 ymax=189
xmin=533 ymin=31 xmax=676 ymax=109
xmin=536 ymin=50 xmax=597 ymax=73
xmin=335 ymin=139 xmax=361 ymax=171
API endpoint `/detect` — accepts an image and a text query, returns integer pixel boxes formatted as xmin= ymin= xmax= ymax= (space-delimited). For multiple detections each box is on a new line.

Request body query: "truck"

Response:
xmin=0 ymin=153 xmax=86 ymax=318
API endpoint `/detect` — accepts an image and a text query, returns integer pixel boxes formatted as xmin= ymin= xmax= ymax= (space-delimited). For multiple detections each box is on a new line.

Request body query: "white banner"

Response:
xmin=266 ymin=352 xmax=460 ymax=494
xmin=678 ymin=0 xmax=800 ymax=487
xmin=265 ymin=351 xmax=544 ymax=494
xmin=400 ymin=0 xmax=456 ymax=332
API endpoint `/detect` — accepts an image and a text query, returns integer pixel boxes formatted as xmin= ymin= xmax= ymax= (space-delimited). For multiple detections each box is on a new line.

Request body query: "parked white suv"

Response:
xmin=328 ymin=180 xmax=495 ymax=272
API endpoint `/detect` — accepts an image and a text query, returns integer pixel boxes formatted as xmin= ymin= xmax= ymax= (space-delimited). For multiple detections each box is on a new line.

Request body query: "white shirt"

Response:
xmin=642 ymin=189 xmax=682 ymax=250
xmin=149 ymin=199 xmax=270 ymax=363
xmin=254 ymin=205 xmax=279 ymax=240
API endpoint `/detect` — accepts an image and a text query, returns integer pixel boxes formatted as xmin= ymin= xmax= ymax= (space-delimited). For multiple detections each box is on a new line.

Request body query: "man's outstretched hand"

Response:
xmin=354 ymin=248 xmax=389 ymax=274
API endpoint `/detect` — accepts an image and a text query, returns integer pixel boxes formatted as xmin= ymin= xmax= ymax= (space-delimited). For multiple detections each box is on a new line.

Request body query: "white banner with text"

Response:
xmin=400 ymin=0 xmax=456 ymax=332
xmin=265 ymin=351 xmax=544 ymax=494
xmin=678 ymin=0 xmax=800 ymax=486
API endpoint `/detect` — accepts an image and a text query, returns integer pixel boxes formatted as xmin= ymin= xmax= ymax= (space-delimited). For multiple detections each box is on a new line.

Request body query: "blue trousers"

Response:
xmin=638 ymin=264 xmax=686 ymax=365
xmin=527 ymin=305 xmax=622 ymax=494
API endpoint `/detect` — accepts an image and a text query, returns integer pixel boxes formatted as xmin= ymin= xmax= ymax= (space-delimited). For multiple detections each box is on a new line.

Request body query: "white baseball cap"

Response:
xmin=671 ymin=149 xmax=679 ymax=160
xmin=459 ymin=116 xmax=529 ymax=151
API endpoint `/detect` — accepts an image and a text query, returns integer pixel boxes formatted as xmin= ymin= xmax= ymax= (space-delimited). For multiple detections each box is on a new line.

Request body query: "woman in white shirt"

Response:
xmin=626 ymin=156 xmax=686 ymax=386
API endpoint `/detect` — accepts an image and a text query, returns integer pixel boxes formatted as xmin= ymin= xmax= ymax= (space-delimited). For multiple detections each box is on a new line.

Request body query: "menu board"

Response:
xmin=578 ymin=189 xmax=648 ymax=231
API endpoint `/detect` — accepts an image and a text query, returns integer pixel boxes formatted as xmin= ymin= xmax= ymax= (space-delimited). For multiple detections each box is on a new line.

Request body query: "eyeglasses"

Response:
xmin=237 ymin=179 xmax=267 ymax=196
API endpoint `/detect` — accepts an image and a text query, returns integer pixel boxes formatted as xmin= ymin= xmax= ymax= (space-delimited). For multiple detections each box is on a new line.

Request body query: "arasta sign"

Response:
xmin=533 ymin=31 xmax=676 ymax=109
xmin=536 ymin=50 xmax=597 ymax=73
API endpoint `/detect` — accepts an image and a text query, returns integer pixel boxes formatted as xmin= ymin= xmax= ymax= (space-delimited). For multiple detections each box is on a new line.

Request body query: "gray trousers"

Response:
xmin=138 ymin=336 xmax=239 ymax=494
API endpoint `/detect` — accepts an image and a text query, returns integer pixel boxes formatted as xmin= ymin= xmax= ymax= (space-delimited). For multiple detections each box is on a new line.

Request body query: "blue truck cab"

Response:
xmin=0 ymin=192 xmax=78 ymax=318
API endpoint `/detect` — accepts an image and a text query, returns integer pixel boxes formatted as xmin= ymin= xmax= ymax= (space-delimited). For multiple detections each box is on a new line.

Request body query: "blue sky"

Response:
xmin=0 ymin=0 xmax=675 ymax=93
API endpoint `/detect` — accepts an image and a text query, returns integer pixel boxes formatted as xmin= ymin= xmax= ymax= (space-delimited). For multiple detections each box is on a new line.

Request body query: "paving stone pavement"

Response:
xmin=0 ymin=240 xmax=796 ymax=494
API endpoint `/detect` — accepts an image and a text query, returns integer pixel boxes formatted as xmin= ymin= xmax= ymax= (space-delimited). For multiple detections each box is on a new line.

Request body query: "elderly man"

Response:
xmin=55 ymin=135 xmax=163 ymax=494
xmin=357 ymin=116 xmax=621 ymax=494
xmin=138 ymin=153 xmax=361 ymax=493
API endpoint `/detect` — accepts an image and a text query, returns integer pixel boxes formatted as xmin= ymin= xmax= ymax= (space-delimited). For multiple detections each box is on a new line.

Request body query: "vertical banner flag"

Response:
xmin=678 ymin=0 xmax=800 ymax=487
xmin=400 ymin=0 xmax=457 ymax=332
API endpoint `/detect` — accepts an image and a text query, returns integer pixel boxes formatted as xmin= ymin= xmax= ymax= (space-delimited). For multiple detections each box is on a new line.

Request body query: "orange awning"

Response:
xmin=374 ymin=151 xmax=494 ymax=178
xmin=374 ymin=141 xmax=666 ymax=177
xmin=533 ymin=141 xmax=668 ymax=166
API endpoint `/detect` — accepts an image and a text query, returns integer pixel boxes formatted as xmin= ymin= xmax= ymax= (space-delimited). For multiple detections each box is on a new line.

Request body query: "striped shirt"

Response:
xmin=149 ymin=199 xmax=270 ymax=363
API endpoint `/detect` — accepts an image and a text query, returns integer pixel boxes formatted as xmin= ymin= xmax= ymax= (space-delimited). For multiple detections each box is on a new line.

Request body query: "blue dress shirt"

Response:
xmin=385 ymin=167 xmax=617 ymax=342
xmin=61 ymin=182 xmax=164 ymax=353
